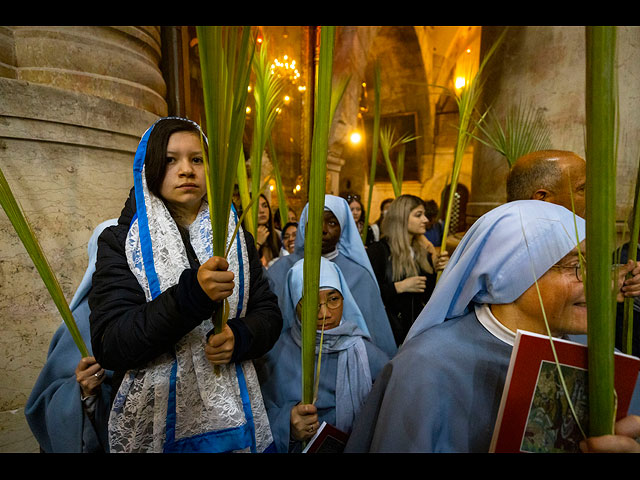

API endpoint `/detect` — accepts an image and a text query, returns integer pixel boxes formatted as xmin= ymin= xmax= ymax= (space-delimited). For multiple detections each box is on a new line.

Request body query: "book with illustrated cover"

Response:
xmin=490 ymin=330 xmax=640 ymax=453
xmin=302 ymin=421 xmax=349 ymax=453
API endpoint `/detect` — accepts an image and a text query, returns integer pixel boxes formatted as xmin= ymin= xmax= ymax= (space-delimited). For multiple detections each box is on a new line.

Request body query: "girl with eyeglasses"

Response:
xmin=257 ymin=257 xmax=389 ymax=453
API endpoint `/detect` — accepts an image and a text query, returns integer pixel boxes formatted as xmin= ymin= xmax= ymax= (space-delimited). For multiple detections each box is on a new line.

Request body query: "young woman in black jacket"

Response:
xmin=89 ymin=117 xmax=281 ymax=453
xmin=367 ymin=195 xmax=448 ymax=346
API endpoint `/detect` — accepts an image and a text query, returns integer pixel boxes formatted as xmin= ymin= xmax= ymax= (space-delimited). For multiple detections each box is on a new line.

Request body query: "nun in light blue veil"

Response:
xmin=346 ymin=200 xmax=592 ymax=453
xmin=405 ymin=200 xmax=587 ymax=340
xmin=258 ymin=257 xmax=389 ymax=453
xmin=267 ymin=195 xmax=397 ymax=357
xmin=25 ymin=218 xmax=117 ymax=452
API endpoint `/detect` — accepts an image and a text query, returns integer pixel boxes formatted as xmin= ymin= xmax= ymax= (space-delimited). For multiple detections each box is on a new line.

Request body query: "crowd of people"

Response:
xmin=24 ymin=117 xmax=640 ymax=453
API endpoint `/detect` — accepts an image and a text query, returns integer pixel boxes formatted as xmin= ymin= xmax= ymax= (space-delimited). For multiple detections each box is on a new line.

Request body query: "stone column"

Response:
xmin=0 ymin=26 xmax=164 ymax=452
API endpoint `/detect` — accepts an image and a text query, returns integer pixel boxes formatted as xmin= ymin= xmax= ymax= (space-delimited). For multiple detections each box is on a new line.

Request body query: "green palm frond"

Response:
xmin=362 ymin=60 xmax=381 ymax=244
xmin=472 ymin=99 xmax=553 ymax=167
xmin=585 ymin=25 xmax=618 ymax=437
xmin=249 ymin=38 xmax=284 ymax=242
xmin=437 ymin=28 xmax=507 ymax=281
xmin=301 ymin=25 xmax=336 ymax=406
xmin=0 ymin=167 xmax=89 ymax=357
xmin=379 ymin=125 xmax=418 ymax=198
xmin=268 ymin=137 xmax=289 ymax=230
xmin=197 ymin=25 xmax=255 ymax=335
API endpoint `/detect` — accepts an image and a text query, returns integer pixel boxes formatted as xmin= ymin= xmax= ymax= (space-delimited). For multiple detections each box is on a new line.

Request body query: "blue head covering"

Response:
xmin=132 ymin=116 xmax=208 ymax=300
xmin=282 ymin=257 xmax=373 ymax=433
xmin=294 ymin=195 xmax=378 ymax=292
xmin=68 ymin=218 xmax=118 ymax=312
xmin=283 ymin=257 xmax=370 ymax=337
xmin=405 ymin=200 xmax=586 ymax=342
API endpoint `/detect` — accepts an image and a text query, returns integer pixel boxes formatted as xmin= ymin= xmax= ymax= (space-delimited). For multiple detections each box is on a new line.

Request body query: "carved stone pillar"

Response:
xmin=0 ymin=26 xmax=164 ymax=452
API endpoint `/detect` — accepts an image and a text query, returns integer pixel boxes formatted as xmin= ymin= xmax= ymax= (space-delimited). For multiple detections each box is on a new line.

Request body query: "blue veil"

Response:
xmin=405 ymin=200 xmax=586 ymax=341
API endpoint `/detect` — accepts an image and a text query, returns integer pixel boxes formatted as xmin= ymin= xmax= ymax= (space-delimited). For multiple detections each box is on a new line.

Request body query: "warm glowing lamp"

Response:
xmin=350 ymin=131 xmax=362 ymax=144
xmin=455 ymin=76 xmax=466 ymax=90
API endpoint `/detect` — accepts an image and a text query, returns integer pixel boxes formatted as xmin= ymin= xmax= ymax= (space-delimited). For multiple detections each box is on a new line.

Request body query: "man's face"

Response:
xmin=321 ymin=210 xmax=341 ymax=254
xmin=512 ymin=245 xmax=587 ymax=336
xmin=545 ymin=155 xmax=586 ymax=218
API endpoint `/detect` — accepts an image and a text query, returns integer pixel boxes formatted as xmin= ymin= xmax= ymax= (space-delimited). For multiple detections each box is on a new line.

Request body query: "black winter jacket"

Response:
xmin=89 ymin=188 xmax=282 ymax=377
xmin=367 ymin=238 xmax=436 ymax=346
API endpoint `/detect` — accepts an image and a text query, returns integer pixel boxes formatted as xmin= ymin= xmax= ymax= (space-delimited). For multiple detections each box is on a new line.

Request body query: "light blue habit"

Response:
xmin=267 ymin=195 xmax=397 ymax=358
xmin=344 ymin=200 xmax=608 ymax=453
xmin=25 ymin=218 xmax=117 ymax=453
xmin=258 ymin=258 xmax=389 ymax=453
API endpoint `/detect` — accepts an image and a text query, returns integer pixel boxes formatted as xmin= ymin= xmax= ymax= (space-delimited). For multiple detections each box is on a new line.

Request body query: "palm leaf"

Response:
xmin=301 ymin=25 xmax=335 ymax=406
xmin=249 ymin=38 xmax=284 ymax=244
xmin=236 ymin=150 xmax=254 ymax=235
xmin=585 ymin=25 xmax=618 ymax=437
xmin=472 ymin=99 xmax=553 ymax=167
xmin=362 ymin=60 xmax=381 ymax=244
xmin=437 ymin=28 xmax=507 ymax=281
xmin=379 ymin=125 xmax=418 ymax=198
xmin=0 ymin=167 xmax=89 ymax=357
xmin=268 ymin=136 xmax=290 ymax=230
xmin=197 ymin=25 xmax=255 ymax=335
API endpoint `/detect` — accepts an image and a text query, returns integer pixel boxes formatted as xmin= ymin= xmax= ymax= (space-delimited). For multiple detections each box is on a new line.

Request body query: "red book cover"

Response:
xmin=302 ymin=421 xmax=349 ymax=453
xmin=490 ymin=330 xmax=640 ymax=453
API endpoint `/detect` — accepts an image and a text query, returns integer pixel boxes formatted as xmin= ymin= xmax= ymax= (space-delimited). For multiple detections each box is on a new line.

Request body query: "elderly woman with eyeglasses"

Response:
xmin=346 ymin=200 xmax=640 ymax=453
xmin=257 ymin=257 xmax=389 ymax=453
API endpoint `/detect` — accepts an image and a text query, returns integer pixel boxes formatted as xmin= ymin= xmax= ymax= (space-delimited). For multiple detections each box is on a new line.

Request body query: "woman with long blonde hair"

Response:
xmin=367 ymin=194 xmax=448 ymax=346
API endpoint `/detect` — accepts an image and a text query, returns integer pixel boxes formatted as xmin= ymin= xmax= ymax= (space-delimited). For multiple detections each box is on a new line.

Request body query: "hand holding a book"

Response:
xmin=580 ymin=415 xmax=640 ymax=453
xmin=197 ymin=256 xmax=235 ymax=302
xmin=290 ymin=403 xmax=320 ymax=442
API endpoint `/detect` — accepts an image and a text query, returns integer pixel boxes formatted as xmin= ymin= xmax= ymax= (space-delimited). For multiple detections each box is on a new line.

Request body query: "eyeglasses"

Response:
xmin=550 ymin=263 xmax=585 ymax=282
xmin=296 ymin=294 xmax=343 ymax=315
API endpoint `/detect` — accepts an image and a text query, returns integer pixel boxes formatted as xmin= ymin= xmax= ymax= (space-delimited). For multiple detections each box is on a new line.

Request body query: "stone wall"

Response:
xmin=0 ymin=26 xmax=163 ymax=452
xmin=469 ymin=26 xmax=640 ymax=226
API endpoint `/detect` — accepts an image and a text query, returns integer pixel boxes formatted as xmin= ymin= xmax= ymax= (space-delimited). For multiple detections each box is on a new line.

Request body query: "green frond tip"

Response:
xmin=197 ymin=25 xmax=255 ymax=335
xmin=472 ymin=100 xmax=553 ymax=167
xmin=379 ymin=125 xmax=419 ymax=198
xmin=0 ymin=166 xmax=89 ymax=358
xmin=249 ymin=36 xmax=285 ymax=243
xmin=437 ymin=28 xmax=507 ymax=282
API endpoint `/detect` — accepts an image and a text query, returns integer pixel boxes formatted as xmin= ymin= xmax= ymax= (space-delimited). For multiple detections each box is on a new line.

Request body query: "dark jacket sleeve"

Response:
xmin=366 ymin=240 xmax=399 ymax=307
xmin=88 ymin=222 xmax=218 ymax=371
xmin=89 ymin=219 xmax=282 ymax=372
xmin=225 ymin=228 xmax=282 ymax=362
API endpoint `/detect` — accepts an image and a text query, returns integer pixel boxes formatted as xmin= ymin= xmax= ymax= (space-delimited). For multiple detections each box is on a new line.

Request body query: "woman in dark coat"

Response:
xmin=367 ymin=194 xmax=448 ymax=346
xmin=89 ymin=117 xmax=281 ymax=453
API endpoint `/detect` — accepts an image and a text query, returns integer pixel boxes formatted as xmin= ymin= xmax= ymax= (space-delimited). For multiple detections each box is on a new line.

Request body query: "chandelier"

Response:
xmin=269 ymin=55 xmax=301 ymax=85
